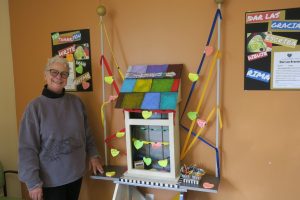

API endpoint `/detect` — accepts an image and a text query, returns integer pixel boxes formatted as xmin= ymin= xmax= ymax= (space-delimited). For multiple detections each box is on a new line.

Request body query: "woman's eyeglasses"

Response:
xmin=48 ymin=69 xmax=69 ymax=79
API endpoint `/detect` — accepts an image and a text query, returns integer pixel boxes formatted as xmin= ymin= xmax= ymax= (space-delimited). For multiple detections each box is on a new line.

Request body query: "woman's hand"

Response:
xmin=89 ymin=156 xmax=104 ymax=175
xmin=29 ymin=187 xmax=43 ymax=200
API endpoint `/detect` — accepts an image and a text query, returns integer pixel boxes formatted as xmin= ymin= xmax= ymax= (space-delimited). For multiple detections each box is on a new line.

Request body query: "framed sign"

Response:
xmin=244 ymin=7 xmax=300 ymax=90
xmin=51 ymin=29 xmax=93 ymax=92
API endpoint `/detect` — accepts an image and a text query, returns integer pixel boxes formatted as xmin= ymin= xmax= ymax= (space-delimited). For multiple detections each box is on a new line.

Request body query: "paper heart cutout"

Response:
xmin=76 ymin=65 xmax=83 ymax=74
xmin=203 ymin=182 xmax=214 ymax=189
xmin=106 ymin=171 xmax=116 ymax=177
xmin=151 ymin=142 xmax=162 ymax=149
xmin=134 ymin=140 xmax=144 ymax=150
xmin=197 ymin=119 xmax=207 ymax=128
xmin=116 ymin=131 xmax=125 ymax=138
xmin=142 ymin=111 xmax=152 ymax=119
xmin=82 ymin=81 xmax=90 ymax=90
xmin=158 ymin=159 xmax=168 ymax=167
xmin=205 ymin=46 xmax=214 ymax=56
xmin=66 ymin=54 xmax=74 ymax=62
xmin=187 ymin=112 xmax=198 ymax=120
xmin=143 ymin=157 xmax=152 ymax=166
xmin=104 ymin=76 xmax=114 ymax=84
xmin=110 ymin=148 xmax=120 ymax=157
xmin=188 ymin=73 xmax=199 ymax=82
xmin=109 ymin=95 xmax=118 ymax=102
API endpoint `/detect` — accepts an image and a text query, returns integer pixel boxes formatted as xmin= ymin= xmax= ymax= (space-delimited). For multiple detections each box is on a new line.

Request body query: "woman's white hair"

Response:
xmin=45 ymin=55 xmax=69 ymax=71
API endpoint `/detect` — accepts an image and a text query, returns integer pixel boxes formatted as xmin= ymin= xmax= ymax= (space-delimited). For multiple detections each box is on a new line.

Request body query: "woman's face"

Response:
xmin=44 ymin=62 xmax=69 ymax=94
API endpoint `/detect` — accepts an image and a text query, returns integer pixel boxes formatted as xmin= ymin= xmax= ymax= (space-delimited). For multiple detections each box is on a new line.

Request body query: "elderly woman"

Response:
xmin=19 ymin=55 xmax=103 ymax=200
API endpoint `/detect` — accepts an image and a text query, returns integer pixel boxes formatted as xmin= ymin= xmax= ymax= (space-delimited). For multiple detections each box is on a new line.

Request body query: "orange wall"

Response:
xmin=9 ymin=0 xmax=300 ymax=200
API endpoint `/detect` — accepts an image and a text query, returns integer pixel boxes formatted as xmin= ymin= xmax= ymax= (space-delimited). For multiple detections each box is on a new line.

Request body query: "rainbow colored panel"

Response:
xmin=116 ymin=64 xmax=183 ymax=110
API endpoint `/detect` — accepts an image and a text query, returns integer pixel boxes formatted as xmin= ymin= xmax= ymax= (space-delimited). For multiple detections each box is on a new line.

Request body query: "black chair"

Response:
xmin=0 ymin=161 xmax=22 ymax=200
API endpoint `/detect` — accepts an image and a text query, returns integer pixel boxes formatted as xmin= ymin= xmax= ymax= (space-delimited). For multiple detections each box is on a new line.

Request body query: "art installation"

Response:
xmin=92 ymin=1 xmax=224 ymax=199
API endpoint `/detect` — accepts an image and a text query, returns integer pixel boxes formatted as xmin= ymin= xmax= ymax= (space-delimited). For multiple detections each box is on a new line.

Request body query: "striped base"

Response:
xmin=119 ymin=177 xmax=180 ymax=189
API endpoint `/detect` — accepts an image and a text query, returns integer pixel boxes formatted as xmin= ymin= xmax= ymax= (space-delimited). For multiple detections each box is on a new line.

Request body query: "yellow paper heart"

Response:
xmin=104 ymin=76 xmax=114 ymax=84
xmin=105 ymin=171 xmax=116 ymax=177
xmin=134 ymin=140 xmax=144 ymax=150
xmin=188 ymin=73 xmax=199 ymax=82
xmin=110 ymin=148 xmax=120 ymax=157
xmin=142 ymin=111 xmax=152 ymax=119
xmin=116 ymin=131 xmax=125 ymax=138
xmin=158 ymin=159 xmax=168 ymax=167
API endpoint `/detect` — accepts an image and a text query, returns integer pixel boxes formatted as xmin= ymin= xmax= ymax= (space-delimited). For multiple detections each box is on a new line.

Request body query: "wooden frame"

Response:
xmin=124 ymin=107 xmax=180 ymax=183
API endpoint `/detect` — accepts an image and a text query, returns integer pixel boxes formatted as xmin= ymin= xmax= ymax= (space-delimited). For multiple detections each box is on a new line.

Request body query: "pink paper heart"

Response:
xmin=82 ymin=81 xmax=90 ymax=90
xmin=197 ymin=119 xmax=207 ymax=128
xmin=109 ymin=95 xmax=118 ymax=102
xmin=205 ymin=46 xmax=214 ymax=56
xmin=151 ymin=142 xmax=162 ymax=149
xmin=203 ymin=182 xmax=214 ymax=189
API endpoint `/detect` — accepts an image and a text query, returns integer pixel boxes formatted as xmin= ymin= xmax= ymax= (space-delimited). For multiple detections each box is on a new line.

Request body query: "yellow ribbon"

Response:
xmin=101 ymin=95 xmax=118 ymax=125
xmin=101 ymin=100 xmax=110 ymax=125
xmin=217 ymin=107 xmax=223 ymax=129
xmin=180 ymin=107 xmax=216 ymax=160
xmin=100 ymin=19 xmax=125 ymax=80
xmin=180 ymin=51 xmax=220 ymax=158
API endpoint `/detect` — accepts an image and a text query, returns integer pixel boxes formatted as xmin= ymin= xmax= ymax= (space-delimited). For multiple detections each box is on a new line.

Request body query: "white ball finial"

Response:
xmin=97 ymin=5 xmax=106 ymax=16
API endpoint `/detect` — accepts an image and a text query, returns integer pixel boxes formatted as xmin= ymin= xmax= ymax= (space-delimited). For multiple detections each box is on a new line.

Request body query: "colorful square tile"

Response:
xmin=121 ymin=93 xmax=145 ymax=109
xmin=115 ymin=93 xmax=125 ymax=108
xmin=129 ymin=65 xmax=148 ymax=73
xmin=141 ymin=93 xmax=160 ymax=110
xmin=160 ymin=92 xmax=178 ymax=110
xmin=167 ymin=64 xmax=183 ymax=79
xmin=146 ymin=64 xmax=168 ymax=73
xmin=133 ymin=79 xmax=152 ymax=92
xmin=121 ymin=79 xmax=137 ymax=92
xmin=171 ymin=79 xmax=180 ymax=92
xmin=151 ymin=79 xmax=174 ymax=92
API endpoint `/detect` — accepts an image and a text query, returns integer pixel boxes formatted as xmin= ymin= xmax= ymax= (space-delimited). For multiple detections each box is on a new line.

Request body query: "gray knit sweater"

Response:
xmin=18 ymin=92 xmax=99 ymax=189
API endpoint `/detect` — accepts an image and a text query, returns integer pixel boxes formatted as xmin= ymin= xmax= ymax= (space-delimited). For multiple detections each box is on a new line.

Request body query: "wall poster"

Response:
xmin=244 ymin=7 xmax=300 ymax=90
xmin=51 ymin=29 xmax=93 ymax=92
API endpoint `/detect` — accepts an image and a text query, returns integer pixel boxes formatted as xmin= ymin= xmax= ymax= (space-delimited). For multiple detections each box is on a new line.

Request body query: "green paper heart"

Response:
xmin=116 ymin=131 xmax=125 ymax=138
xmin=158 ymin=159 xmax=168 ymax=167
xmin=188 ymin=73 xmax=199 ymax=82
xmin=52 ymin=32 xmax=59 ymax=40
xmin=76 ymin=64 xmax=83 ymax=74
xmin=187 ymin=112 xmax=198 ymax=120
xmin=110 ymin=148 xmax=120 ymax=157
xmin=143 ymin=157 xmax=152 ymax=166
xmin=134 ymin=140 xmax=144 ymax=150
xmin=104 ymin=76 xmax=114 ymax=84
xmin=142 ymin=111 xmax=152 ymax=119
